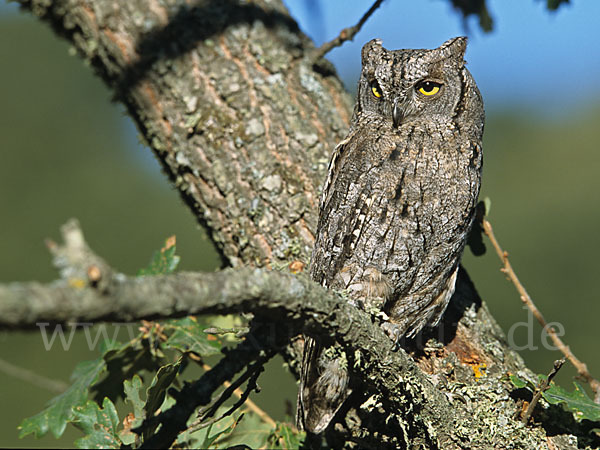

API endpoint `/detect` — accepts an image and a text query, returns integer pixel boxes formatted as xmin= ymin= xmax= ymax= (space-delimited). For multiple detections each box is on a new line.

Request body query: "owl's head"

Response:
xmin=356 ymin=37 xmax=482 ymax=130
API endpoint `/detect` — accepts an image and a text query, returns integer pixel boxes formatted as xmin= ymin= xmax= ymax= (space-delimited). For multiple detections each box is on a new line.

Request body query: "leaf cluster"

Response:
xmin=510 ymin=374 xmax=600 ymax=424
xmin=18 ymin=238 xmax=303 ymax=449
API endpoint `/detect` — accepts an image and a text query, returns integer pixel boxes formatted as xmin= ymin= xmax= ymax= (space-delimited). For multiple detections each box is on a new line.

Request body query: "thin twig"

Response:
xmin=196 ymin=359 xmax=275 ymax=428
xmin=0 ymin=356 xmax=68 ymax=393
xmin=313 ymin=0 xmax=385 ymax=60
xmin=199 ymin=362 xmax=277 ymax=428
xmin=521 ymin=357 xmax=566 ymax=424
xmin=482 ymin=218 xmax=600 ymax=403
xmin=187 ymin=364 xmax=264 ymax=434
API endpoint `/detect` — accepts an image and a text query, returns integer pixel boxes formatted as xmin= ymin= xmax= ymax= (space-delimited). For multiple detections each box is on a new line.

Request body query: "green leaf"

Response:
xmin=164 ymin=317 xmax=222 ymax=356
xmin=119 ymin=375 xmax=145 ymax=445
xmin=123 ymin=375 xmax=145 ymax=420
xmin=119 ymin=361 xmax=181 ymax=444
xmin=138 ymin=359 xmax=181 ymax=439
xmin=451 ymin=0 xmax=493 ymax=32
xmin=137 ymin=235 xmax=180 ymax=276
xmin=175 ymin=408 xmax=239 ymax=449
xmin=178 ymin=410 xmax=273 ymax=449
xmin=145 ymin=359 xmax=181 ymax=419
xmin=542 ymin=382 xmax=600 ymax=422
xmin=272 ymin=422 xmax=304 ymax=449
xmin=217 ymin=411 xmax=273 ymax=448
xmin=510 ymin=374 xmax=600 ymax=423
xmin=200 ymin=417 xmax=240 ymax=449
xmin=72 ymin=398 xmax=121 ymax=449
xmin=509 ymin=374 xmax=535 ymax=390
xmin=92 ymin=336 xmax=165 ymax=402
xmin=18 ymin=340 xmax=121 ymax=439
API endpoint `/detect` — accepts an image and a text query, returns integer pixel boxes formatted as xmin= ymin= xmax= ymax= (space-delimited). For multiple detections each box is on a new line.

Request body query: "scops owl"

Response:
xmin=297 ymin=37 xmax=485 ymax=433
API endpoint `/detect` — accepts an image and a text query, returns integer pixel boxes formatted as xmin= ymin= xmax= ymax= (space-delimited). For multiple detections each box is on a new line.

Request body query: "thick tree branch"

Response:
xmin=0 ymin=265 xmax=329 ymax=329
xmin=0 ymin=221 xmax=378 ymax=337
xmin=1 ymin=220 xmax=459 ymax=446
xmin=16 ymin=0 xmax=353 ymax=268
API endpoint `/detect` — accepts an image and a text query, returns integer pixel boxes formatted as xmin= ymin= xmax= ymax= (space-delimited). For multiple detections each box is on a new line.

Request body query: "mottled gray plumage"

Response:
xmin=297 ymin=37 xmax=484 ymax=433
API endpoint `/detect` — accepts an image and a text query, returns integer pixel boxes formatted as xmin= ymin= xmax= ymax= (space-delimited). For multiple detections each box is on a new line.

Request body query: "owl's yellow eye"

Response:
xmin=417 ymin=80 xmax=442 ymax=96
xmin=371 ymin=83 xmax=382 ymax=98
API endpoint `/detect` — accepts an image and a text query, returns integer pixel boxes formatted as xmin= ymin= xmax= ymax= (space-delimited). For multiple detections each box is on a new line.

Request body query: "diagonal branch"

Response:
xmin=482 ymin=218 xmax=600 ymax=403
xmin=313 ymin=0 xmax=385 ymax=60
xmin=16 ymin=0 xmax=353 ymax=269
xmin=188 ymin=362 xmax=267 ymax=433
xmin=196 ymin=361 xmax=277 ymax=428
xmin=0 ymin=357 xmax=68 ymax=393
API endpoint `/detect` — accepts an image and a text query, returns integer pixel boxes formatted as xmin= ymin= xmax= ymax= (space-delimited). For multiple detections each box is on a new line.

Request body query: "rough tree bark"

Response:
xmin=3 ymin=0 xmax=595 ymax=448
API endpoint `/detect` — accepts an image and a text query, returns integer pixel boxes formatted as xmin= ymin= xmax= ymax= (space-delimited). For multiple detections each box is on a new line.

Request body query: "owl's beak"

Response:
xmin=392 ymin=98 xmax=403 ymax=128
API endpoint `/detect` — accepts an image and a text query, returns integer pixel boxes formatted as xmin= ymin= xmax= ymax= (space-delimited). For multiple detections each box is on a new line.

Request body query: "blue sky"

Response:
xmin=3 ymin=0 xmax=599 ymax=114
xmin=284 ymin=0 xmax=600 ymax=114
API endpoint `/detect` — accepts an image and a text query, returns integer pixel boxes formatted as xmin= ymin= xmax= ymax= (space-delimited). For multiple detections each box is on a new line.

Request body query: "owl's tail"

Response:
xmin=296 ymin=336 xmax=351 ymax=433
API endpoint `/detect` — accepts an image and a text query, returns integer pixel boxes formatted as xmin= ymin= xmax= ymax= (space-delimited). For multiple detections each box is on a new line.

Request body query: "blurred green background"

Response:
xmin=2 ymin=3 xmax=600 ymax=448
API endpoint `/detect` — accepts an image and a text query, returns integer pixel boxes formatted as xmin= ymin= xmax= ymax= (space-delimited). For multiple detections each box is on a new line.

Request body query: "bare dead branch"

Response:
xmin=186 ymin=360 xmax=266 ymax=436
xmin=138 ymin=324 xmax=277 ymax=449
xmin=482 ymin=218 xmax=600 ymax=403
xmin=198 ymin=361 xmax=277 ymax=428
xmin=0 ymin=356 xmax=68 ymax=393
xmin=313 ymin=0 xmax=385 ymax=60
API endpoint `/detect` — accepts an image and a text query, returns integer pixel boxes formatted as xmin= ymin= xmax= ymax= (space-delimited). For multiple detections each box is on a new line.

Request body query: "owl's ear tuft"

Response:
xmin=444 ymin=36 xmax=467 ymax=57
xmin=361 ymin=39 xmax=384 ymax=64
xmin=440 ymin=36 xmax=467 ymax=62
xmin=427 ymin=37 xmax=467 ymax=65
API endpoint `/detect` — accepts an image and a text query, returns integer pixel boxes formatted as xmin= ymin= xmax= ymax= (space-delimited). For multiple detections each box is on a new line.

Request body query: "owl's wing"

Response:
xmin=319 ymin=136 xmax=352 ymax=211
xmin=310 ymin=134 xmax=366 ymax=288
xmin=297 ymin=135 xmax=359 ymax=433
xmin=311 ymin=131 xmax=398 ymax=293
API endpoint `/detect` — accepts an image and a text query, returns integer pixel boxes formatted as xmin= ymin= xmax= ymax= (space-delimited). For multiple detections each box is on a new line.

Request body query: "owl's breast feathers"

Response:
xmin=311 ymin=121 xmax=482 ymax=335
